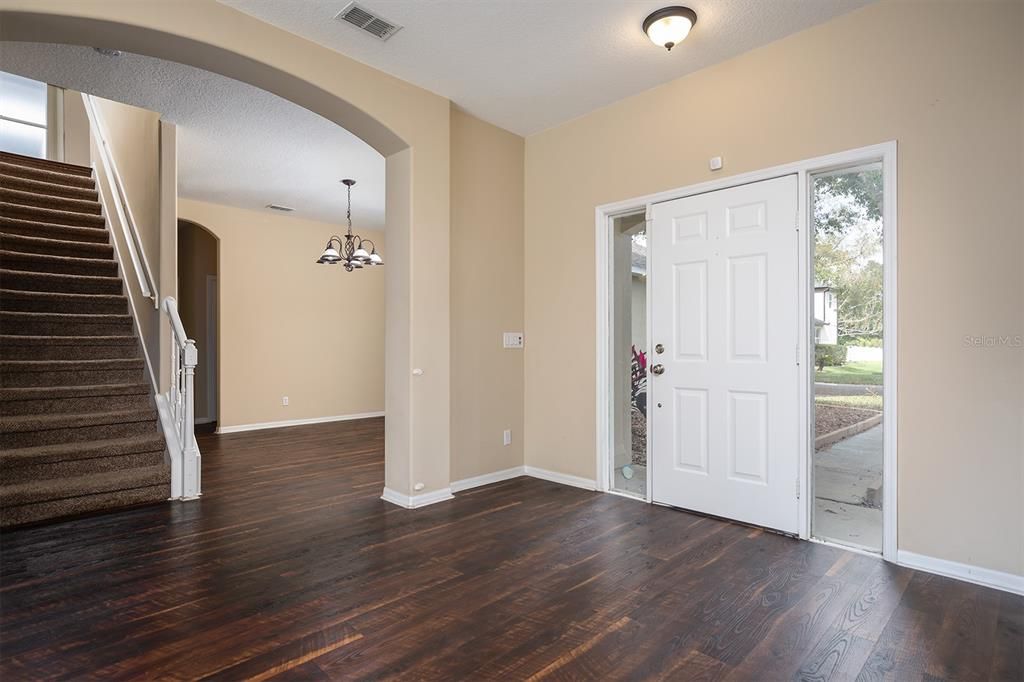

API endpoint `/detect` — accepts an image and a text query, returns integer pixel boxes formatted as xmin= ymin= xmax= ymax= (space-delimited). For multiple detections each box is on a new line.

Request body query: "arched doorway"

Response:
xmin=177 ymin=219 xmax=219 ymax=432
xmin=0 ymin=3 xmax=453 ymax=502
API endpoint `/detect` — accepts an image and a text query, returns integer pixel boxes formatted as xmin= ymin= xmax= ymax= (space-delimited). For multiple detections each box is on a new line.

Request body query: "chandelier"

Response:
xmin=316 ymin=179 xmax=382 ymax=270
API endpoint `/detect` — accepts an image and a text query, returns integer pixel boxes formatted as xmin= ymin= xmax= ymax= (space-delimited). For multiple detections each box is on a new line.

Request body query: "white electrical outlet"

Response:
xmin=282 ymin=396 xmax=289 ymax=406
xmin=503 ymin=332 xmax=524 ymax=349
xmin=503 ymin=429 xmax=512 ymax=446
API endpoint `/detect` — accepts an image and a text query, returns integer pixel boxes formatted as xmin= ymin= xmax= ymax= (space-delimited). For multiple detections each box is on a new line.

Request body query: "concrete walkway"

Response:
xmin=814 ymin=424 xmax=883 ymax=551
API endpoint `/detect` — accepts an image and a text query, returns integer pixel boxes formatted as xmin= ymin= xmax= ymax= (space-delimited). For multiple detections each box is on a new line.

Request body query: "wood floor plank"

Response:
xmin=0 ymin=418 xmax=1017 ymax=681
xmin=990 ymin=590 xmax=1024 ymax=682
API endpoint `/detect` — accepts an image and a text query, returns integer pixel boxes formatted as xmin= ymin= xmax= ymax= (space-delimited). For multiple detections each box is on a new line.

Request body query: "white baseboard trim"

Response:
xmin=523 ymin=466 xmax=597 ymax=491
xmin=897 ymin=550 xmax=1024 ymax=596
xmin=450 ymin=466 xmax=526 ymax=493
xmin=380 ymin=486 xmax=454 ymax=509
xmin=216 ymin=411 xmax=384 ymax=434
xmin=379 ymin=465 xmax=598 ymax=510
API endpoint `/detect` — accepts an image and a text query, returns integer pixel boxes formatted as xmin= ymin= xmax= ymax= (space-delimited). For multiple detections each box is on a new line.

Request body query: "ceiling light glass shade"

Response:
xmin=352 ymin=246 xmax=371 ymax=261
xmin=643 ymin=6 xmax=697 ymax=51
xmin=317 ymin=246 xmax=341 ymax=264
xmin=368 ymin=252 xmax=383 ymax=265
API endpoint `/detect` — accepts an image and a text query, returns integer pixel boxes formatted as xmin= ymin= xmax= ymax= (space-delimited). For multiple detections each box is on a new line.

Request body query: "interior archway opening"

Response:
xmin=177 ymin=219 xmax=219 ymax=433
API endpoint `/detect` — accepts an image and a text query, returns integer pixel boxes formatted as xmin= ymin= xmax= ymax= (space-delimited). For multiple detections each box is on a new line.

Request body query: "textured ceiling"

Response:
xmin=219 ymin=0 xmax=875 ymax=136
xmin=0 ymin=42 xmax=385 ymax=228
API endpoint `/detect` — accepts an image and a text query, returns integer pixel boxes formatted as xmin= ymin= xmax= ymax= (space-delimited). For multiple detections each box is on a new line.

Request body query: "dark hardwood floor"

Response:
xmin=1 ymin=418 xmax=1020 ymax=680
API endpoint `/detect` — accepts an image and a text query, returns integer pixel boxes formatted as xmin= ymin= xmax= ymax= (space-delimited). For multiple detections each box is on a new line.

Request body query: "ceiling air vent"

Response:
xmin=334 ymin=2 xmax=403 ymax=41
xmin=266 ymin=204 xmax=295 ymax=213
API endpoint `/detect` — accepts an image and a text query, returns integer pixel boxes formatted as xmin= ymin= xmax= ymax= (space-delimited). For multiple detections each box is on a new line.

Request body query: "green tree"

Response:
xmin=814 ymin=169 xmax=883 ymax=238
xmin=814 ymin=169 xmax=884 ymax=342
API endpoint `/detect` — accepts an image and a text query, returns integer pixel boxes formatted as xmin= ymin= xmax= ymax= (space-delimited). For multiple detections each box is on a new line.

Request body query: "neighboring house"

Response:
xmin=814 ymin=284 xmax=838 ymax=345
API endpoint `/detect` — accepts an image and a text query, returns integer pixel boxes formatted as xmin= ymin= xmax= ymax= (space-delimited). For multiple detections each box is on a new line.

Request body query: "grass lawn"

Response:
xmin=815 ymin=360 xmax=883 ymax=386
xmin=815 ymin=394 xmax=883 ymax=411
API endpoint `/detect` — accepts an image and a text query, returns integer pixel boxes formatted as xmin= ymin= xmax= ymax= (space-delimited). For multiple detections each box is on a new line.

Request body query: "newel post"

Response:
xmin=182 ymin=339 xmax=201 ymax=499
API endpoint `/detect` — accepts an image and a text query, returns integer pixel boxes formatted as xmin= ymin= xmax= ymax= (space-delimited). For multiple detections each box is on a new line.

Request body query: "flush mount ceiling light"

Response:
xmin=316 ymin=179 xmax=382 ymax=271
xmin=643 ymin=6 xmax=697 ymax=51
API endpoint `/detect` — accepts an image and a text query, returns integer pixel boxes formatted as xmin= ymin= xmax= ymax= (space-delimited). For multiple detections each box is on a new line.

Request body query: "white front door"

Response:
xmin=650 ymin=175 xmax=800 ymax=533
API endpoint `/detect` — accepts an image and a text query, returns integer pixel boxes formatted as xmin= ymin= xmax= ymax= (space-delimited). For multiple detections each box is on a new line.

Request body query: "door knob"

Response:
xmin=650 ymin=364 xmax=665 ymax=375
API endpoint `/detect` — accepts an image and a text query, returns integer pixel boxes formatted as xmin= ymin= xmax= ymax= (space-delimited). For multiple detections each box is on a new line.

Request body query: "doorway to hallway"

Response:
xmin=177 ymin=219 xmax=219 ymax=430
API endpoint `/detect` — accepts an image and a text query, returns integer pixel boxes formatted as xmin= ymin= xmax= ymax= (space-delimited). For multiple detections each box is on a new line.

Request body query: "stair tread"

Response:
xmin=0 ymin=310 xmax=131 ymax=322
xmin=0 ymin=167 xmax=94 ymax=195
xmin=0 ymin=268 xmax=121 ymax=282
xmin=2 ymin=434 xmax=165 ymax=465
xmin=0 ymin=288 xmax=123 ymax=302
xmin=0 ymin=334 xmax=137 ymax=345
xmin=0 ymin=250 xmax=114 ymax=267
xmin=0 ymin=382 xmax=151 ymax=401
xmin=0 ymin=173 xmax=98 ymax=200
xmin=0 ymin=188 xmax=101 ymax=215
xmin=1 ymin=357 xmax=143 ymax=368
xmin=1 ymin=464 xmax=169 ymax=504
xmin=1 ymin=407 xmax=158 ymax=432
xmin=0 ymin=215 xmax=108 ymax=238
xmin=0 ymin=152 xmax=92 ymax=177
xmin=0 ymin=202 xmax=105 ymax=224
xmin=0 ymin=231 xmax=113 ymax=255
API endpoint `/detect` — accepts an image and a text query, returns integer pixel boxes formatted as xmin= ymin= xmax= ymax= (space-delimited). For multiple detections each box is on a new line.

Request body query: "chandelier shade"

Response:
xmin=315 ymin=179 xmax=382 ymax=271
xmin=317 ymin=245 xmax=342 ymax=264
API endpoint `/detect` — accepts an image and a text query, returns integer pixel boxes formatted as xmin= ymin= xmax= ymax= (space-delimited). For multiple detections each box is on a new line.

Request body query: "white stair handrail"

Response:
xmin=81 ymin=93 xmax=158 ymax=307
xmin=160 ymin=297 xmax=201 ymax=500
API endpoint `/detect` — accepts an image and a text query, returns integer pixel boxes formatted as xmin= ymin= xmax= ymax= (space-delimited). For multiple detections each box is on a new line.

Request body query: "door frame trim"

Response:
xmin=206 ymin=274 xmax=218 ymax=423
xmin=595 ymin=141 xmax=898 ymax=561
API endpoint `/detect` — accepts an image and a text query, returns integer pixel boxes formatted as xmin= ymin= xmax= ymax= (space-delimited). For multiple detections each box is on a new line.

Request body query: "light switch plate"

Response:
xmin=503 ymin=332 xmax=524 ymax=349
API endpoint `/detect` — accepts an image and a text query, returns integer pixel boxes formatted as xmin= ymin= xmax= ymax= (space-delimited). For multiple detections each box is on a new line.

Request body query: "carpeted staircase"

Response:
xmin=0 ymin=151 xmax=170 ymax=527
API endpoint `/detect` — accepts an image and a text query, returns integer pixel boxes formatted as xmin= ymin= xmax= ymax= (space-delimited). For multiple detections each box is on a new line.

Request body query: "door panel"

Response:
xmin=650 ymin=175 xmax=799 ymax=533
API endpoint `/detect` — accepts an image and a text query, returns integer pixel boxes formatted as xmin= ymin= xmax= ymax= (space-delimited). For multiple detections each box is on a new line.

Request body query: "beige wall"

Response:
xmin=449 ymin=106 xmax=525 ymax=481
xmin=91 ymin=96 xmax=161 ymax=268
xmin=177 ymin=220 xmax=217 ymax=421
xmin=524 ymin=0 xmax=1024 ymax=576
xmin=178 ymin=199 xmax=385 ymax=428
xmin=82 ymin=95 xmax=165 ymax=383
